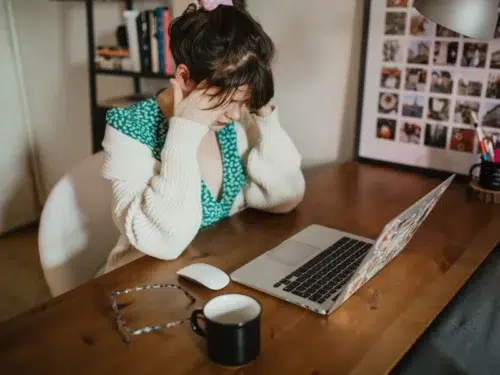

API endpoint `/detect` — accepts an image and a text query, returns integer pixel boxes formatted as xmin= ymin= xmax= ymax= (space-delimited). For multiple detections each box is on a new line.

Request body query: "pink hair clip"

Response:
xmin=200 ymin=0 xmax=233 ymax=11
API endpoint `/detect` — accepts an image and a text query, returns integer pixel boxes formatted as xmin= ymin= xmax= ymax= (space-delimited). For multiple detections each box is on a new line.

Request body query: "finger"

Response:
xmin=191 ymin=82 xmax=231 ymax=113
xmin=207 ymin=90 xmax=237 ymax=112
xmin=204 ymin=86 xmax=224 ymax=97
xmin=217 ymin=116 xmax=232 ymax=124
xmin=209 ymin=124 xmax=225 ymax=131
xmin=195 ymin=83 xmax=231 ymax=104
xmin=195 ymin=79 xmax=209 ymax=90
xmin=205 ymin=100 xmax=231 ymax=115
xmin=169 ymin=79 xmax=183 ymax=107
xmin=197 ymin=91 xmax=230 ymax=112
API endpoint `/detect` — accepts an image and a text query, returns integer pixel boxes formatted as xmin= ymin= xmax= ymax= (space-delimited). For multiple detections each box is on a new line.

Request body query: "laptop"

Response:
xmin=231 ymin=175 xmax=455 ymax=315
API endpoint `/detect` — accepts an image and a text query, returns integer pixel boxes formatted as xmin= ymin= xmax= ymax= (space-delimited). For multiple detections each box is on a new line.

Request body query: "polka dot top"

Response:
xmin=106 ymin=98 xmax=246 ymax=229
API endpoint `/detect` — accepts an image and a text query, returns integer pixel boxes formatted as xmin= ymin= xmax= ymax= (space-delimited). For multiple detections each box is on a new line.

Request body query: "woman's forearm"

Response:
xmin=102 ymin=118 xmax=208 ymax=260
xmin=243 ymin=107 xmax=306 ymax=211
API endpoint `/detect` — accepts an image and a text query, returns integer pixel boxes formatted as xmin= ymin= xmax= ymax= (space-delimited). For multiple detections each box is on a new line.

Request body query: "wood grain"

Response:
xmin=1 ymin=162 xmax=499 ymax=375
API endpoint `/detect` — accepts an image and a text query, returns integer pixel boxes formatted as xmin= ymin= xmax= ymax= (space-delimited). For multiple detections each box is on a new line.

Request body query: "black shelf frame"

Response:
xmin=85 ymin=0 xmax=171 ymax=152
xmin=95 ymin=68 xmax=173 ymax=79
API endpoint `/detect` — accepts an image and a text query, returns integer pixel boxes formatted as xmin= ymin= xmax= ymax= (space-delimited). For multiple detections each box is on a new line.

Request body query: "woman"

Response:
xmin=100 ymin=0 xmax=305 ymax=273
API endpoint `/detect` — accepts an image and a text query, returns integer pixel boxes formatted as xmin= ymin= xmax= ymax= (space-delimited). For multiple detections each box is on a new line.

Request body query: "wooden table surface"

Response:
xmin=1 ymin=162 xmax=500 ymax=375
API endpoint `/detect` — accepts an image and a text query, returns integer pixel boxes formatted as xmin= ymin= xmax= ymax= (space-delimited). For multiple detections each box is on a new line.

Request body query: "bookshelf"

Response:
xmin=84 ymin=0 xmax=173 ymax=152
xmin=95 ymin=68 xmax=171 ymax=78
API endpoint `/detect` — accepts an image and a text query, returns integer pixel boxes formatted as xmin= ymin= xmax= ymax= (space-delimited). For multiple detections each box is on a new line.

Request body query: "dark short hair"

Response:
xmin=169 ymin=1 xmax=275 ymax=109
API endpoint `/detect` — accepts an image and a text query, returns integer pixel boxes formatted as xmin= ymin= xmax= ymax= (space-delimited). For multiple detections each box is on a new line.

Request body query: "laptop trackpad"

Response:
xmin=266 ymin=240 xmax=319 ymax=268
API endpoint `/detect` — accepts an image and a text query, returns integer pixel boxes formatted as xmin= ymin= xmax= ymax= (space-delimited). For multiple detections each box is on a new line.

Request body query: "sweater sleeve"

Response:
xmin=242 ymin=107 xmax=306 ymax=210
xmin=101 ymin=117 xmax=208 ymax=260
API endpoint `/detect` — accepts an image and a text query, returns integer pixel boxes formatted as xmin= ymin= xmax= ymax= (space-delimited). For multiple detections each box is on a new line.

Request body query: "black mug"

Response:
xmin=191 ymin=294 xmax=261 ymax=367
xmin=469 ymin=160 xmax=500 ymax=191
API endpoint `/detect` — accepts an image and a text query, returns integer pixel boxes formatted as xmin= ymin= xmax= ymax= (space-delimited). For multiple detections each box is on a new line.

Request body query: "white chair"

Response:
xmin=38 ymin=151 xmax=119 ymax=297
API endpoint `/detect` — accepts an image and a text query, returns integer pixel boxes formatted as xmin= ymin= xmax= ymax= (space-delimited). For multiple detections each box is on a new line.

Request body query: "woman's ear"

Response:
xmin=174 ymin=64 xmax=197 ymax=95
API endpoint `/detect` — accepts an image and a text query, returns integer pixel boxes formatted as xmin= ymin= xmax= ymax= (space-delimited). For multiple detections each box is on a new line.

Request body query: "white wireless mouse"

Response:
xmin=176 ymin=263 xmax=230 ymax=291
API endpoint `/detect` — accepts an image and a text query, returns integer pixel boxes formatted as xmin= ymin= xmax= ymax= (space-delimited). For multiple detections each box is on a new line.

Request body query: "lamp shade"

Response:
xmin=413 ymin=0 xmax=499 ymax=40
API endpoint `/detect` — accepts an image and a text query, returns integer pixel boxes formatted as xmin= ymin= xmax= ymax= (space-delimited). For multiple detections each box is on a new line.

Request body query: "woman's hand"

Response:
xmin=252 ymin=104 xmax=275 ymax=118
xmin=170 ymin=79 xmax=229 ymax=128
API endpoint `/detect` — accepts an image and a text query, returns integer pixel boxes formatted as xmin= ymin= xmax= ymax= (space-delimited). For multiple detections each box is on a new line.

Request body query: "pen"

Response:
xmin=485 ymin=136 xmax=495 ymax=161
xmin=471 ymin=112 xmax=494 ymax=161
xmin=479 ymin=140 xmax=489 ymax=161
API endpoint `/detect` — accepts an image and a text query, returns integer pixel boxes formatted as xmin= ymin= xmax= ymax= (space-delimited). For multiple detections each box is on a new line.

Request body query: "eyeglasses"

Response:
xmin=111 ymin=283 xmax=197 ymax=343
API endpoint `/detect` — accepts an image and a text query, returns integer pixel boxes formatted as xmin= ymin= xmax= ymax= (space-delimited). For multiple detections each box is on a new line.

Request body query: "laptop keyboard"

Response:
xmin=273 ymin=237 xmax=372 ymax=304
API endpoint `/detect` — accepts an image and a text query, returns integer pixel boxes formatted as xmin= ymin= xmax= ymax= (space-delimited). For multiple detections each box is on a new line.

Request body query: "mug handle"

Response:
xmin=469 ymin=163 xmax=481 ymax=181
xmin=190 ymin=309 xmax=206 ymax=337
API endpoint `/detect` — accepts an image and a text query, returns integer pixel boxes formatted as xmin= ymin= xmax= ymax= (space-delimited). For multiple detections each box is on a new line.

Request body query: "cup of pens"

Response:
xmin=470 ymin=113 xmax=500 ymax=191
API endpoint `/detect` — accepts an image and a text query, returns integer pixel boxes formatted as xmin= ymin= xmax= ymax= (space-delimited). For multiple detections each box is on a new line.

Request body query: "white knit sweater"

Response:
xmin=100 ymin=106 xmax=305 ymax=273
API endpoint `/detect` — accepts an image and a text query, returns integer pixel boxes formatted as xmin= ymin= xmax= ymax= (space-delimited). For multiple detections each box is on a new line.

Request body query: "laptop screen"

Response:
xmin=336 ymin=174 xmax=455 ymax=305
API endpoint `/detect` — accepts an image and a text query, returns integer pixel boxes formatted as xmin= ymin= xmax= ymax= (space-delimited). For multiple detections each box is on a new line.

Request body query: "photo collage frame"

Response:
xmin=356 ymin=0 xmax=500 ymax=175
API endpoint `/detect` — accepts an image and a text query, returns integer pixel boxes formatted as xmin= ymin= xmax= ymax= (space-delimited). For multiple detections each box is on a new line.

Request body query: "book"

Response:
xmin=123 ymin=10 xmax=141 ymax=72
xmin=118 ymin=8 xmax=174 ymax=75
xmin=162 ymin=8 xmax=174 ymax=75
xmin=155 ymin=7 xmax=165 ymax=73
xmin=149 ymin=11 xmax=159 ymax=73
xmin=137 ymin=11 xmax=151 ymax=71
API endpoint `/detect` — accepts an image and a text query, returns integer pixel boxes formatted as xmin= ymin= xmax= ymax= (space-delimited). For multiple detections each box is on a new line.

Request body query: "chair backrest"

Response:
xmin=38 ymin=151 xmax=119 ymax=297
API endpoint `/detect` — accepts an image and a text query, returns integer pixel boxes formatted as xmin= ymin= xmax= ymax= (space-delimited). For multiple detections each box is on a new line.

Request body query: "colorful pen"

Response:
xmin=478 ymin=139 xmax=490 ymax=161
xmin=471 ymin=112 xmax=494 ymax=161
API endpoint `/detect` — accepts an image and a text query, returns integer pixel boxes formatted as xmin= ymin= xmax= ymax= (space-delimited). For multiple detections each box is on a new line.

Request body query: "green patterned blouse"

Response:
xmin=106 ymin=98 xmax=246 ymax=229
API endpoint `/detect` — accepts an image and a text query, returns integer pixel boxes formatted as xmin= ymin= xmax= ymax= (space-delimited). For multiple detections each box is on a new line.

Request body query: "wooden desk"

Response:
xmin=1 ymin=162 xmax=500 ymax=375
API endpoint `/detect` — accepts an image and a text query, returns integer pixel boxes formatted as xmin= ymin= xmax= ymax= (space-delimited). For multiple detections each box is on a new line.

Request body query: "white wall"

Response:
xmin=249 ymin=0 xmax=364 ymax=165
xmin=12 ymin=0 xmax=363 ymax=202
xmin=11 ymin=0 xmax=133 ymax=200
xmin=0 ymin=0 xmax=38 ymax=233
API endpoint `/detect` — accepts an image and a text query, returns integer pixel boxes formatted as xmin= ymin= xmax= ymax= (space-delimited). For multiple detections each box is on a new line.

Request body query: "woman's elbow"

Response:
xmin=268 ymin=175 xmax=306 ymax=213
xmin=266 ymin=193 xmax=304 ymax=214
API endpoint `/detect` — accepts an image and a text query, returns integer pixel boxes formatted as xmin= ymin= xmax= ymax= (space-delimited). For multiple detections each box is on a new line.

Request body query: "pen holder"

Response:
xmin=469 ymin=160 xmax=500 ymax=191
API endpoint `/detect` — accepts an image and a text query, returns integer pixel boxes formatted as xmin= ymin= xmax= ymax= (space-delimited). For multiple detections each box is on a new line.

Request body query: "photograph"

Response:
xmin=489 ymin=40 xmax=500 ymax=69
xmin=402 ymin=94 xmax=425 ymax=118
xmin=457 ymin=71 xmax=484 ymax=97
xmin=482 ymin=102 xmax=500 ymax=128
xmin=385 ymin=12 xmax=407 ymax=35
xmin=428 ymin=97 xmax=450 ymax=121
xmin=380 ymin=67 xmax=401 ymax=89
xmin=378 ymin=92 xmax=399 ymax=115
xmin=424 ymin=123 xmax=448 ymax=149
xmin=461 ymin=42 xmax=488 ymax=68
xmin=436 ymin=24 xmax=460 ymax=38
xmin=376 ymin=118 xmax=397 ymax=140
xmin=405 ymin=68 xmax=427 ymax=92
xmin=383 ymin=40 xmax=404 ymax=63
xmin=430 ymin=70 xmax=454 ymax=94
xmin=450 ymin=128 xmax=475 ymax=153
xmin=407 ymin=40 xmax=430 ymax=64
xmin=495 ymin=16 xmax=500 ymax=38
xmin=433 ymin=41 xmax=459 ymax=66
xmin=486 ymin=72 xmax=500 ymax=99
xmin=409 ymin=10 xmax=433 ymax=36
xmin=386 ymin=0 xmax=408 ymax=7
xmin=454 ymin=100 xmax=480 ymax=125
xmin=399 ymin=122 xmax=422 ymax=144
